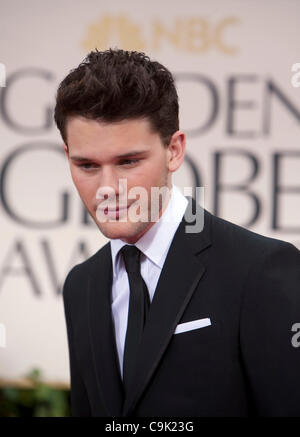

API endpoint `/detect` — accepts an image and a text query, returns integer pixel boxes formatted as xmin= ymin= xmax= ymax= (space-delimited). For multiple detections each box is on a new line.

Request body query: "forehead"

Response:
xmin=66 ymin=116 xmax=156 ymax=147
xmin=65 ymin=116 xmax=163 ymax=161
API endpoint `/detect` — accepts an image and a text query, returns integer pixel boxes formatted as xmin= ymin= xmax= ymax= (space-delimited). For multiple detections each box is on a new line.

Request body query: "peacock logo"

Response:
xmin=82 ymin=14 xmax=146 ymax=52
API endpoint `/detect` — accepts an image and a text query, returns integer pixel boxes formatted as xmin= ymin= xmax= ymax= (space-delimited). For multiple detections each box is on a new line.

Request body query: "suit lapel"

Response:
xmin=122 ymin=197 xmax=212 ymax=416
xmin=88 ymin=242 xmax=125 ymax=416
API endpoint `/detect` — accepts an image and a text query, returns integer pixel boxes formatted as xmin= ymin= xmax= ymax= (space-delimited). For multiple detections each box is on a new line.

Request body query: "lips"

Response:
xmin=97 ymin=203 xmax=130 ymax=214
xmin=103 ymin=205 xmax=128 ymax=212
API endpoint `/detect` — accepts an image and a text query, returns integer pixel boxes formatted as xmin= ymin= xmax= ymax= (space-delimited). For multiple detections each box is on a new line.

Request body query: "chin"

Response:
xmin=97 ymin=221 xmax=145 ymax=241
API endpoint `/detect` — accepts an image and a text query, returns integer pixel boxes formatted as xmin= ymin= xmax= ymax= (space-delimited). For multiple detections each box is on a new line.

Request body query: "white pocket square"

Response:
xmin=174 ymin=317 xmax=211 ymax=334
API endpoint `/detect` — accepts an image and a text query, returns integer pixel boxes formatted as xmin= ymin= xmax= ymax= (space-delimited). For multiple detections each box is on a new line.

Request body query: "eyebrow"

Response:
xmin=69 ymin=149 xmax=148 ymax=162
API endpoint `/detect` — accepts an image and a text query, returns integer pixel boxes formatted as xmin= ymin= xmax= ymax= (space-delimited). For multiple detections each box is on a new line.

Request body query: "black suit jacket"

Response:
xmin=62 ymin=196 xmax=300 ymax=417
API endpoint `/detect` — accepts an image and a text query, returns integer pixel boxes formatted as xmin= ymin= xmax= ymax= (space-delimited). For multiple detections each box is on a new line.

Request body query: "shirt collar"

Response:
xmin=109 ymin=184 xmax=188 ymax=277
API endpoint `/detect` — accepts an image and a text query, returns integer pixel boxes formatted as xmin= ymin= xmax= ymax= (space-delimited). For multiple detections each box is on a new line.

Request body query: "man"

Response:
xmin=54 ymin=48 xmax=300 ymax=417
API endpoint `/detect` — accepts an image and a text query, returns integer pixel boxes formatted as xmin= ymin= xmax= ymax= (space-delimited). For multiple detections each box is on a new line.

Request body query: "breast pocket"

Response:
xmin=172 ymin=316 xmax=222 ymax=346
xmin=174 ymin=317 xmax=212 ymax=335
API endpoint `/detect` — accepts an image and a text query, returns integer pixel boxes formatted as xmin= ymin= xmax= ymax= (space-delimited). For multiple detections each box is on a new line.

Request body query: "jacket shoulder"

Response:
xmin=62 ymin=241 xmax=111 ymax=292
xmin=207 ymin=208 xmax=299 ymax=257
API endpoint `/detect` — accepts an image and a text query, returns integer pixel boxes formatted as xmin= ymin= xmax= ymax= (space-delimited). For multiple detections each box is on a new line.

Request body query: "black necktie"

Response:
xmin=120 ymin=244 xmax=151 ymax=395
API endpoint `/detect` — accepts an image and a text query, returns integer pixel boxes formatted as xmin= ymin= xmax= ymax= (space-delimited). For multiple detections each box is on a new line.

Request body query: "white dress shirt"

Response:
xmin=109 ymin=184 xmax=188 ymax=379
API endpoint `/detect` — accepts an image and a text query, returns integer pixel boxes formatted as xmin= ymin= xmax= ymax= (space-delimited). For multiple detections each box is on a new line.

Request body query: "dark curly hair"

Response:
xmin=54 ymin=48 xmax=179 ymax=148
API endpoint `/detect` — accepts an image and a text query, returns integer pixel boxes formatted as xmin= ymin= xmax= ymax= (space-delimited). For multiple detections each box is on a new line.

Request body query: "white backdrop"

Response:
xmin=0 ymin=0 xmax=299 ymax=385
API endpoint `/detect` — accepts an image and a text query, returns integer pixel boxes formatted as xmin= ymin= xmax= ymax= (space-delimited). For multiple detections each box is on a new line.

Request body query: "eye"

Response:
xmin=78 ymin=163 xmax=98 ymax=170
xmin=120 ymin=159 xmax=140 ymax=166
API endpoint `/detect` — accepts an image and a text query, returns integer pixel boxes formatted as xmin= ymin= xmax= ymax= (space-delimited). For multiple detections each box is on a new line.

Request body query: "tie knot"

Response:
xmin=120 ymin=245 xmax=141 ymax=274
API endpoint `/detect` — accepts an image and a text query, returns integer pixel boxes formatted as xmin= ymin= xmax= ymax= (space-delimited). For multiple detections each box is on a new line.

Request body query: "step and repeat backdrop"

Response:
xmin=0 ymin=0 xmax=299 ymax=385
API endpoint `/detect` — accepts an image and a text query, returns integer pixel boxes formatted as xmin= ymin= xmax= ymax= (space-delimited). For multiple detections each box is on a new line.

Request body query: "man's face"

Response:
xmin=64 ymin=116 xmax=177 ymax=243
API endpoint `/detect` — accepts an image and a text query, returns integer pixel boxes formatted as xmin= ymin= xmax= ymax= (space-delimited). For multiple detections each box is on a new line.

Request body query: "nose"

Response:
xmin=95 ymin=166 xmax=120 ymax=203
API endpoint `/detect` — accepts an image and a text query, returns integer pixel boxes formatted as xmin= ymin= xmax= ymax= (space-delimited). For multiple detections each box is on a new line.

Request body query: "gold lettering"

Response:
xmin=215 ymin=17 xmax=239 ymax=54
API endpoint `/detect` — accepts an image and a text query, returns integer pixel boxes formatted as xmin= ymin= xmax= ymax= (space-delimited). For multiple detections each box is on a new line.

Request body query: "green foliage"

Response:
xmin=0 ymin=368 xmax=71 ymax=417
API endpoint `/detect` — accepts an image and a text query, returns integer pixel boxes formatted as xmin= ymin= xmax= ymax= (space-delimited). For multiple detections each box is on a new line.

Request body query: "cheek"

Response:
xmin=71 ymin=171 xmax=97 ymax=201
xmin=132 ymin=158 xmax=165 ymax=184
xmin=127 ymin=172 xmax=155 ymax=195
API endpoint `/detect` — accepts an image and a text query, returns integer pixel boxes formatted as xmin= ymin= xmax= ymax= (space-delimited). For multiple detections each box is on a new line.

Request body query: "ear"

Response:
xmin=63 ymin=143 xmax=69 ymax=158
xmin=167 ymin=130 xmax=186 ymax=173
